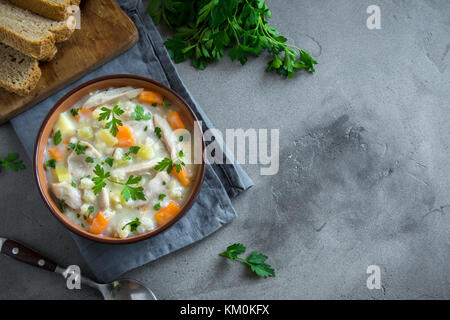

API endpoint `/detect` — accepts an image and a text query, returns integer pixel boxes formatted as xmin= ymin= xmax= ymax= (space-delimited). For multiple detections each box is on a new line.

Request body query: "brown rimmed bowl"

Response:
xmin=34 ymin=74 xmax=206 ymax=244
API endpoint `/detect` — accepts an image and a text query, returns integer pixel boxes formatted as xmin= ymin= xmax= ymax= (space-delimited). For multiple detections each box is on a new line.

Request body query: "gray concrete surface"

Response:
xmin=1 ymin=0 xmax=450 ymax=299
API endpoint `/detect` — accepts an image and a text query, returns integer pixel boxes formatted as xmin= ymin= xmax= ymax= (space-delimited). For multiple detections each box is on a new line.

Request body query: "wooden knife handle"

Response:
xmin=1 ymin=239 xmax=57 ymax=272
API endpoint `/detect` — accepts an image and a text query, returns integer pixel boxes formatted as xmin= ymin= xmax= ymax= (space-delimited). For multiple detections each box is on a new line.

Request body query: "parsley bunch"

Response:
xmin=147 ymin=0 xmax=317 ymax=78
xmin=0 ymin=153 xmax=25 ymax=172
xmin=219 ymin=243 xmax=275 ymax=278
xmin=91 ymin=164 xmax=146 ymax=202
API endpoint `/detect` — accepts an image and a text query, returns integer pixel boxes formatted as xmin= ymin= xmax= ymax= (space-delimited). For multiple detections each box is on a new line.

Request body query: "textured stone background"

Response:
xmin=1 ymin=0 xmax=450 ymax=299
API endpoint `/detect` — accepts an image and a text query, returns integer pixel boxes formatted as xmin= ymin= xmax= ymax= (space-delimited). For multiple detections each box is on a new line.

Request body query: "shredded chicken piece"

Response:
xmin=50 ymin=182 xmax=82 ymax=210
xmin=83 ymin=87 xmax=143 ymax=109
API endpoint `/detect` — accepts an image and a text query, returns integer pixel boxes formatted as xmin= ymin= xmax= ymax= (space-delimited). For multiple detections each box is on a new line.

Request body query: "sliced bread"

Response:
xmin=0 ymin=0 xmax=75 ymax=61
xmin=0 ymin=43 xmax=41 ymax=96
xmin=7 ymin=0 xmax=81 ymax=21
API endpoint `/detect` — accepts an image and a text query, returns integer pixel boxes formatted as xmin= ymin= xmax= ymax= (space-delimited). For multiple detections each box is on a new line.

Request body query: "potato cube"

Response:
xmin=137 ymin=145 xmax=152 ymax=159
xmin=54 ymin=113 xmax=76 ymax=138
xmin=77 ymin=127 xmax=94 ymax=141
xmin=54 ymin=163 xmax=70 ymax=182
xmin=97 ymin=129 xmax=118 ymax=147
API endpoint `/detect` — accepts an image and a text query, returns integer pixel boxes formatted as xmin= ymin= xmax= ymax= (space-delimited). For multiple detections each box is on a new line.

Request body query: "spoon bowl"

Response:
xmin=98 ymin=279 xmax=157 ymax=300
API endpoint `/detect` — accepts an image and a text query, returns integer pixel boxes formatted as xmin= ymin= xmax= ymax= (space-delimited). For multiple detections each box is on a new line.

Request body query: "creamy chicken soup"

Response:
xmin=44 ymin=87 xmax=198 ymax=238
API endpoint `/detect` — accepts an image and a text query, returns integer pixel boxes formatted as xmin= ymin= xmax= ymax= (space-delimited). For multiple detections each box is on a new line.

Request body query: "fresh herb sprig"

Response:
xmin=98 ymin=102 xmax=124 ymax=137
xmin=0 ymin=153 xmax=25 ymax=172
xmin=91 ymin=164 xmax=146 ymax=202
xmin=147 ymin=0 xmax=317 ymax=78
xmin=123 ymin=146 xmax=141 ymax=161
xmin=122 ymin=218 xmax=141 ymax=232
xmin=132 ymin=105 xmax=151 ymax=121
xmin=219 ymin=243 xmax=275 ymax=278
xmin=155 ymin=150 xmax=185 ymax=173
xmin=68 ymin=141 xmax=88 ymax=155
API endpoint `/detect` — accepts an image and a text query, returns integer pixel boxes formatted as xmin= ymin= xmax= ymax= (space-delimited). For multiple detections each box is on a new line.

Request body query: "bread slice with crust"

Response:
xmin=0 ymin=0 xmax=75 ymax=61
xmin=8 ymin=0 xmax=81 ymax=21
xmin=0 ymin=43 xmax=41 ymax=96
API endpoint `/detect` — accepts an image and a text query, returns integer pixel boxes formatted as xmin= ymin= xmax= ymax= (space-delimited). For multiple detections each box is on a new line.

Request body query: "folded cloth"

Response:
xmin=10 ymin=0 xmax=253 ymax=283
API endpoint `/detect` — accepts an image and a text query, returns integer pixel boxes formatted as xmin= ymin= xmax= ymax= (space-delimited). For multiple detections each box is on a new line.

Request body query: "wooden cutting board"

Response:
xmin=0 ymin=0 xmax=139 ymax=124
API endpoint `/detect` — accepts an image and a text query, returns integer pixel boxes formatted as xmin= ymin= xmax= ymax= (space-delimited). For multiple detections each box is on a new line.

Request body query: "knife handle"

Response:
xmin=1 ymin=239 xmax=57 ymax=272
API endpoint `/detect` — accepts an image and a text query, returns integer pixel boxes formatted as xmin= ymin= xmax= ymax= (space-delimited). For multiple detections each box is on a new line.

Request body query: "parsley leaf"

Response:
xmin=155 ymin=151 xmax=185 ymax=174
xmin=85 ymin=156 xmax=94 ymax=163
xmin=0 ymin=153 xmax=25 ymax=172
xmin=99 ymin=102 xmax=124 ymax=137
xmin=219 ymin=243 xmax=275 ymax=278
xmin=45 ymin=158 xmax=56 ymax=168
xmin=153 ymin=203 xmax=161 ymax=210
xmin=60 ymin=199 xmax=66 ymax=213
xmin=54 ymin=130 xmax=62 ymax=146
xmin=88 ymin=205 xmax=94 ymax=217
xmin=131 ymin=105 xmax=151 ymax=121
xmin=91 ymin=164 xmax=110 ymax=195
xmin=154 ymin=127 xmax=162 ymax=139
xmin=121 ymin=218 xmax=141 ymax=232
xmin=68 ymin=142 xmax=88 ymax=155
xmin=104 ymin=157 xmax=114 ymax=167
xmin=123 ymin=146 xmax=140 ymax=160
xmin=70 ymin=108 xmax=79 ymax=117
xmin=121 ymin=175 xmax=146 ymax=202
xmin=158 ymin=193 xmax=166 ymax=201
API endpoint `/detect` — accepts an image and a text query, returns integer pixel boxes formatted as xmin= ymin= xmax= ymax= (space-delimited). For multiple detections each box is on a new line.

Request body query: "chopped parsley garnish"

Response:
xmin=154 ymin=127 xmax=162 ymax=139
xmin=88 ymin=205 xmax=94 ymax=217
xmin=158 ymin=194 xmax=166 ymax=201
xmin=71 ymin=181 xmax=77 ymax=188
xmin=98 ymin=102 xmax=124 ymax=137
xmin=68 ymin=142 xmax=88 ymax=155
xmin=60 ymin=199 xmax=66 ymax=213
xmin=178 ymin=136 xmax=184 ymax=142
xmin=132 ymin=105 xmax=151 ymax=121
xmin=162 ymin=101 xmax=171 ymax=109
xmin=122 ymin=218 xmax=141 ymax=232
xmin=85 ymin=156 xmax=94 ymax=163
xmin=123 ymin=146 xmax=141 ymax=160
xmin=53 ymin=130 xmax=62 ymax=146
xmin=70 ymin=108 xmax=79 ymax=117
xmin=153 ymin=203 xmax=161 ymax=211
xmin=0 ymin=153 xmax=25 ymax=172
xmin=144 ymin=126 xmax=148 ymax=132
xmin=45 ymin=158 xmax=56 ymax=168
xmin=219 ymin=243 xmax=275 ymax=278
xmin=104 ymin=157 xmax=114 ymax=167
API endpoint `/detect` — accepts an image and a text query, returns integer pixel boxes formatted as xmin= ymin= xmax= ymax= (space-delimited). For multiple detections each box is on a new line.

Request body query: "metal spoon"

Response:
xmin=0 ymin=237 xmax=156 ymax=300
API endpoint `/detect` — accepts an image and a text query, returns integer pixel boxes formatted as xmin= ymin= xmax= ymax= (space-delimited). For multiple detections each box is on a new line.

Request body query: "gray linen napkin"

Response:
xmin=10 ymin=0 xmax=253 ymax=283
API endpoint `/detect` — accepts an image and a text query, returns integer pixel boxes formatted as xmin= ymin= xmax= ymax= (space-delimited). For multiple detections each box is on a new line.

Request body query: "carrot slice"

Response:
xmin=172 ymin=167 xmax=191 ymax=187
xmin=154 ymin=202 xmax=181 ymax=226
xmin=138 ymin=91 xmax=164 ymax=105
xmin=80 ymin=107 xmax=93 ymax=115
xmin=89 ymin=211 xmax=109 ymax=234
xmin=167 ymin=111 xmax=186 ymax=130
xmin=48 ymin=147 xmax=64 ymax=161
xmin=62 ymin=139 xmax=70 ymax=145
xmin=115 ymin=125 xmax=135 ymax=147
